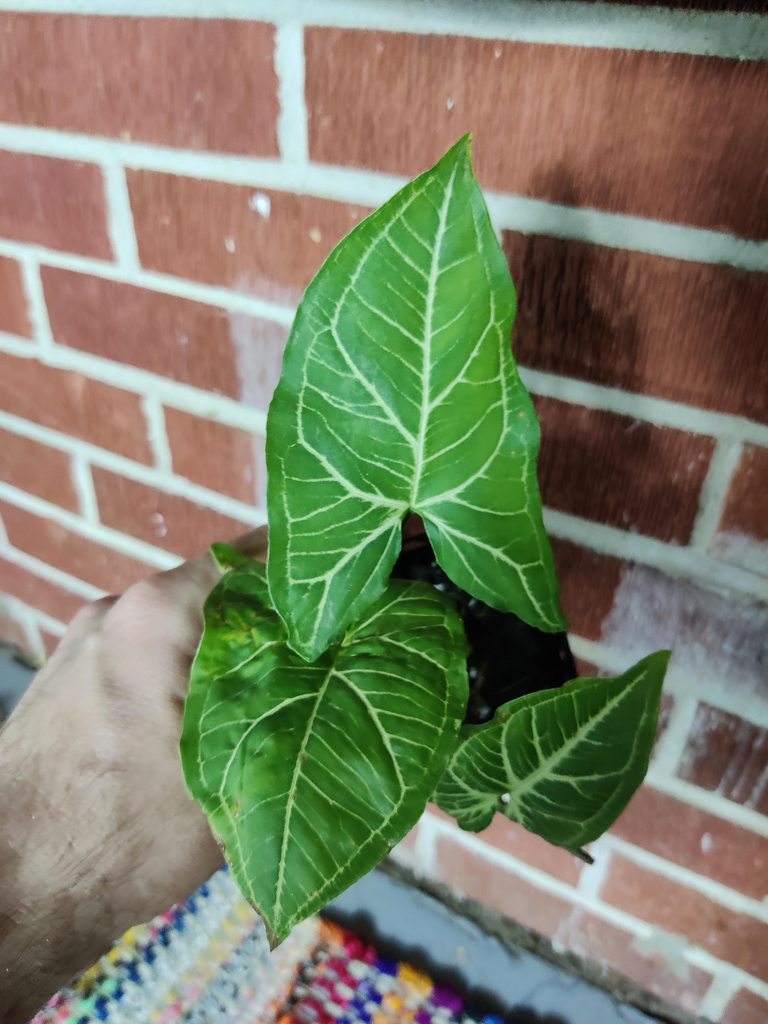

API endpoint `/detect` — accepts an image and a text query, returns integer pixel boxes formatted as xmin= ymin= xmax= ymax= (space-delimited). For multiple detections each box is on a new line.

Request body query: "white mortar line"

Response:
xmin=575 ymin=835 xmax=612 ymax=901
xmin=413 ymin=810 xmax=441 ymax=877
xmin=1 ymin=350 xmax=766 ymax=626
xmin=647 ymin=774 xmax=768 ymax=838
xmin=664 ymin=949 xmax=768 ymax=1004
xmin=19 ymin=602 xmax=67 ymax=636
xmin=486 ymin=193 xmax=768 ymax=272
xmin=0 ymin=123 xmax=767 ymax=271
xmin=565 ymin=636 xmax=627 ymax=674
xmin=430 ymin=817 xmax=582 ymax=902
xmin=1 ymin=1 xmax=766 ymax=59
xmin=699 ymin=974 xmax=745 ymax=1023
xmin=603 ymin=835 xmax=767 ymax=919
xmin=5 ymin=382 xmax=763 ymax=604
xmin=0 ymin=511 xmax=8 ymax=546
xmin=0 ymin=593 xmax=45 ymax=663
xmin=102 ymin=161 xmax=141 ymax=270
xmin=690 ymin=439 xmax=743 ymax=551
xmin=573 ymin=630 xmax=768 ymax=737
xmin=0 ymin=543 xmax=104 ymax=600
xmin=431 ymin=818 xmax=768 ymax=997
xmin=141 ymin=396 xmax=174 ymax=472
xmin=0 ymin=410 xmax=267 ymax=525
xmin=651 ymin=692 xmax=700 ymax=779
xmin=0 ymin=234 xmax=297 ymax=326
xmin=569 ymin=635 xmax=768 ymax=734
xmin=3 ymin=303 xmax=768 ymax=449
xmin=0 ymin=484 xmax=180 ymax=570
xmin=274 ymin=21 xmax=308 ymax=165
xmin=0 ymin=331 xmax=269 ymax=434
xmin=520 ymin=368 xmax=768 ymax=448
xmin=543 ymin=509 xmax=768 ymax=604
xmin=18 ymin=256 xmax=54 ymax=348
xmin=70 ymin=454 xmax=100 ymax=524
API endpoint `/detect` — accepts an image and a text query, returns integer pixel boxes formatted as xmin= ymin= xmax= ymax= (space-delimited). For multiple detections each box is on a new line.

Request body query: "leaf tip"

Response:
xmin=264 ymin=920 xmax=285 ymax=951
xmin=438 ymin=133 xmax=474 ymax=176
xmin=644 ymin=648 xmax=673 ymax=679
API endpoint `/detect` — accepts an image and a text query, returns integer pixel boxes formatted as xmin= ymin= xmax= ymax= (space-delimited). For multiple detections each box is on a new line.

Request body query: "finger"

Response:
xmin=157 ymin=525 xmax=269 ymax=597
xmin=225 ymin=525 xmax=269 ymax=561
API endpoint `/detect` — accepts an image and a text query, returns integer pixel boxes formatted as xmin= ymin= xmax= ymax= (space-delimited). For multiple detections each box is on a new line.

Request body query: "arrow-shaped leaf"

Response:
xmin=434 ymin=652 xmax=669 ymax=848
xmin=267 ymin=136 xmax=564 ymax=661
xmin=181 ymin=560 xmax=468 ymax=944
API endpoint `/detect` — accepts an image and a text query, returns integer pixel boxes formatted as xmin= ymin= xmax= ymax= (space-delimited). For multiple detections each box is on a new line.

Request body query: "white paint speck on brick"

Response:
xmin=249 ymin=191 xmax=272 ymax=218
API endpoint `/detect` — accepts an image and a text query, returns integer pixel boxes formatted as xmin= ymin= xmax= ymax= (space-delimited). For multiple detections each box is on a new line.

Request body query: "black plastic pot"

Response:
xmin=392 ymin=532 xmax=576 ymax=725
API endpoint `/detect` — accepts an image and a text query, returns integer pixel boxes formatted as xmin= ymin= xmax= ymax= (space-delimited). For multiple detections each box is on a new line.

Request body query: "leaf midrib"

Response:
xmin=273 ymin=662 xmax=335 ymax=919
xmin=505 ymin=674 xmax=647 ymax=816
xmin=411 ymin=163 xmax=458 ymax=507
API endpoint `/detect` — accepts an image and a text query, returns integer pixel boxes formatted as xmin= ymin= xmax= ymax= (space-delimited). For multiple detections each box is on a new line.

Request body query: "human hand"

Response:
xmin=0 ymin=528 xmax=267 ymax=1021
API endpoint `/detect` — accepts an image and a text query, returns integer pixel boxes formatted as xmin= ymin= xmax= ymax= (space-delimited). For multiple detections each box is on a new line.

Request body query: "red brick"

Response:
xmin=164 ymin=409 xmax=266 ymax=506
xmin=1 ymin=502 xmax=154 ymax=593
xmin=128 ymin=171 xmax=370 ymax=304
xmin=723 ymin=988 xmax=768 ymax=1024
xmin=306 ymin=29 xmax=767 ymax=237
xmin=678 ymin=704 xmax=768 ymax=815
xmin=0 ymin=556 xmax=85 ymax=623
xmin=40 ymin=628 xmax=61 ymax=656
xmin=0 ymin=15 xmax=278 ymax=156
xmin=559 ymin=909 xmax=712 ymax=1015
xmin=720 ymin=445 xmax=768 ymax=541
xmin=0 ymin=151 xmax=110 ymax=258
xmin=433 ymin=832 xmax=575 ymax=939
xmin=714 ymin=445 xmax=768 ymax=574
xmin=611 ymin=786 xmax=768 ymax=899
xmin=42 ymin=268 xmax=287 ymax=402
xmin=574 ymin=658 xmax=599 ymax=677
xmin=474 ymin=815 xmax=584 ymax=886
xmin=0 ymin=256 xmax=31 ymax=337
xmin=550 ymin=539 xmax=624 ymax=641
xmin=603 ymin=854 xmax=768 ymax=977
xmin=390 ymin=819 xmax=420 ymax=868
xmin=536 ymin=397 xmax=713 ymax=542
xmin=507 ymin=234 xmax=768 ymax=424
xmin=0 ymin=353 xmax=151 ymax=463
xmin=92 ymin=469 xmax=253 ymax=559
xmin=0 ymin=429 xmax=79 ymax=511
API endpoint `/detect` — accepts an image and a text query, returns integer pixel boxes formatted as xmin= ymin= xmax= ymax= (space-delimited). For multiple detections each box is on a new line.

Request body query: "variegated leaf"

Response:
xmin=435 ymin=652 xmax=669 ymax=848
xmin=267 ymin=136 xmax=563 ymax=661
xmin=181 ymin=560 xmax=468 ymax=944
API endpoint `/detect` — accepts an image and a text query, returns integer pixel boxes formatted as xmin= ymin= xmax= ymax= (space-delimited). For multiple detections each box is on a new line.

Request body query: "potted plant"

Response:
xmin=180 ymin=136 xmax=668 ymax=946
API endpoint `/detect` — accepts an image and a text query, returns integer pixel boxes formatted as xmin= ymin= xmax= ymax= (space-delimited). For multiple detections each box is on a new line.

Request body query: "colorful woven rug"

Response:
xmin=30 ymin=868 xmax=518 ymax=1024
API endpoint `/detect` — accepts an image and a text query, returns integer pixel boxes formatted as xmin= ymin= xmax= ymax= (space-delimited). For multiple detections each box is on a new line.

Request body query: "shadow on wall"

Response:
xmin=504 ymin=169 xmax=663 ymax=534
xmin=504 ymin=167 xmax=645 ymax=394
xmin=504 ymin=161 xmax=768 ymax=425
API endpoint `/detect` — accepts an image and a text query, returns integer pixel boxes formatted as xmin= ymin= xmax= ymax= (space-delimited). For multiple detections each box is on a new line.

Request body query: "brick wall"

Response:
xmin=0 ymin=3 xmax=766 ymax=1021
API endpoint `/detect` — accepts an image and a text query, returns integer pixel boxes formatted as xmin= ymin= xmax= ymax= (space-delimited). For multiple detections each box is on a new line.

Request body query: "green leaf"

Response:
xmin=210 ymin=542 xmax=257 ymax=573
xmin=267 ymin=136 xmax=563 ymax=661
xmin=434 ymin=652 xmax=669 ymax=848
xmin=181 ymin=562 xmax=468 ymax=944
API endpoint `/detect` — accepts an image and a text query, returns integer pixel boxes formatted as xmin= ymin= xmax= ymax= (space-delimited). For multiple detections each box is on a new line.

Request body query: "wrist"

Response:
xmin=0 ymin=659 xmax=134 ymax=1019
